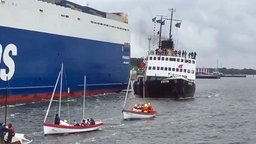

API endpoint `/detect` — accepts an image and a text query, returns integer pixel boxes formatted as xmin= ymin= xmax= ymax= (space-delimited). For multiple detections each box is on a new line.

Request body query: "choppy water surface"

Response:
xmin=1 ymin=76 xmax=256 ymax=144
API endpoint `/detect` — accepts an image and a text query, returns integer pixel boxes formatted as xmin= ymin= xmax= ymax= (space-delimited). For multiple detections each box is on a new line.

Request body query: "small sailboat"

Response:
xmin=43 ymin=64 xmax=103 ymax=135
xmin=122 ymin=72 xmax=157 ymax=120
xmin=3 ymin=77 xmax=32 ymax=144
xmin=8 ymin=133 xmax=32 ymax=144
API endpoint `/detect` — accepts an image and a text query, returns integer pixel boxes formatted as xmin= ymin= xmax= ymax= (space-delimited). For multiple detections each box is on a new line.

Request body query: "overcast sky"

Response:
xmin=70 ymin=0 xmax=256 ymax=69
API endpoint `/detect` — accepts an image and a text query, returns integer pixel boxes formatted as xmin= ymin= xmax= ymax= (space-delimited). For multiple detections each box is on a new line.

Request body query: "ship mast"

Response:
xmin=153 ymin=8 xmax=181 ymax=50
xmin=158 ymin=16 xmax=163 ymax=49
xmin=169 ymin=8 xmax=174 ymax=40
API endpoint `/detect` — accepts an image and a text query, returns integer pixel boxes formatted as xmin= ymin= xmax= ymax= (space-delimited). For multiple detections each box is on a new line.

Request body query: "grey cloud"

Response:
xmin=79 ymin=0 xmax=256 ymax=68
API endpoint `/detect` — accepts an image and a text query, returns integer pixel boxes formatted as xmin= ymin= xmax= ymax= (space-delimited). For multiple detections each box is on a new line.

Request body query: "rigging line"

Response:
xmin=44 ymin=71 xmax=61 ymax=122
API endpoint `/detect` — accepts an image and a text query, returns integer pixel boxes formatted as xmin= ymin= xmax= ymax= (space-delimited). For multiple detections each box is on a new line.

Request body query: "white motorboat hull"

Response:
xmin=122 ymin=110 xmax=156 ymax=120
xmin=43 ymin=121 xmax=103 ymax=135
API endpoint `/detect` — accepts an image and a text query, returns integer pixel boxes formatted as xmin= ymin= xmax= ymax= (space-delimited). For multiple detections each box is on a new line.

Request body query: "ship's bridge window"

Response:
xmin=153 ymin=67 xmax=156 ymax=70
xmin=188 ymin=69 xmax=191 ymax=73
xmin=184 ymin=69 xmax=187 ymax=73
xmin=191 ymin=70 xmax=195 ymax=74
xmin=177 ymin=59 xmax=180 ymax=62
xmin=154 ymin=57 xmax=156 ymax=60
xmin=192 ymin=60 xmax=195 ymax=64
xmin=161 ymin=67 xmax=164 ymax=70
xmin=181 ymin=59 xmax=184 ymax=62
xmin=157 ymin=67 xmax=160 ymax=70
xmin=165 ymin=67 xmax=167 ymax=71
xmin=165 ymin=58 xmax=168 ymax=61
xmin=158 ymin=57 xmax=160 ymax=60
xmin=176 ymin=68 xmax=179 ymax=72
xmin=149 ymin=57 xmax=152 ymax=60
xmin=169 ymin=67 xmax=172 ymax=71
xmin=148 ymin=66 xmax=152 ymax=70
xmin=180 ymin=69 xmax=183 ymax=72
xmin=169 ymin=58 xmax=176 ymax=61
xmin=162 ymin=57 xmax=164 ymax=61
xmin=172 ymin=68 xmax=175 ymax=71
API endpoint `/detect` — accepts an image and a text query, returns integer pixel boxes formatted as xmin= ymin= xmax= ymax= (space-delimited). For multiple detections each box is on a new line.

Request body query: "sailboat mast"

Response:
xmin=122 ymin=72 xmax=131 ymax=110
xmin=83 ymin=76 xmax=86 ymax=119
xmin=142 ymin=77 xmax=146 ymax=103
xmin=59 ymin=63 xmax=63 ymax=117
xmin=169 ymin=8 xmax=174 ymax=40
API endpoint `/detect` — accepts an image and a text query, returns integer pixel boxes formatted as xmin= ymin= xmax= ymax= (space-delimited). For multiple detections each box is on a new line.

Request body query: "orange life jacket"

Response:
xmin=143 ymin=106 xmax=148 ymax=113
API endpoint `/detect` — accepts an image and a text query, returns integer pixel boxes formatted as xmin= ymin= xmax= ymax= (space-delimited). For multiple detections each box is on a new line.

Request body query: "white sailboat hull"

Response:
xmin=43 ymin=121 xmax=103 ymax=135
xmin=122 ymin=110 xmax=156 ymax=120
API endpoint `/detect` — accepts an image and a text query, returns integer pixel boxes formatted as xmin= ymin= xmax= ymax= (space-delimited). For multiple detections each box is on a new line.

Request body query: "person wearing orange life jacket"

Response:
xmin=148 ymin=103 xmax=154 ymax=113
xmin=143 ymin=104 xmax=148 ymax=113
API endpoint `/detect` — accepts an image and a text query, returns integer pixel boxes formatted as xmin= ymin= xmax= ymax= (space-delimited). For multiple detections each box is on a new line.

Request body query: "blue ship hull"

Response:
xmin=0 ymin=26 xmax=130 ymax=104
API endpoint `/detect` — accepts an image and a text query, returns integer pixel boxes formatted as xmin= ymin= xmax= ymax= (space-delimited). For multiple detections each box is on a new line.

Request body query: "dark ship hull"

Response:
xmin=134 ymin=78 xmax=195 ymax=99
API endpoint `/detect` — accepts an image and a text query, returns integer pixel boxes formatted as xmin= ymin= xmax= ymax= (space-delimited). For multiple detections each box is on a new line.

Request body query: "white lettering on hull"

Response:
xmin=0 ymin=44 xmax=17 ymax=81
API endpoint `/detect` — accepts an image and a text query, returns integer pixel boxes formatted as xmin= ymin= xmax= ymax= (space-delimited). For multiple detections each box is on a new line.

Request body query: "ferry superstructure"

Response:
xmin=0 ymin=0 xmax=130 ymax=104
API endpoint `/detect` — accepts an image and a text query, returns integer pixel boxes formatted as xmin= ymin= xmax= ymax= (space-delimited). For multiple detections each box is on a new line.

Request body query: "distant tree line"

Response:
xmin=211 ymin=68 xmax=256 ymax=75
xmin=130 ymin=58 xmax=256 ymax=75
xmin=130 ymin=58 xmax=139 ymax=68
xmin=130 ymin=58 xmax=144 ymax=70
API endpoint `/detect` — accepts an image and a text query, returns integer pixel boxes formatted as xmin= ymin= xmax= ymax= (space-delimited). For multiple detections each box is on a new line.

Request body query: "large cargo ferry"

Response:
xmin=0 ymin=0 xmax=130 ymax=105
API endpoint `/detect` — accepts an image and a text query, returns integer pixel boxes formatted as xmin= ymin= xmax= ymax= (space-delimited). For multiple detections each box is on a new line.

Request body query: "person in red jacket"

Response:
xmin=5 ymin=123 xmax=15 ymax=144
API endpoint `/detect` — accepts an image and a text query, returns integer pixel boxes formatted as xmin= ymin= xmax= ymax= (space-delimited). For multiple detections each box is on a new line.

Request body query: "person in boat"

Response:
xmin=147 ymin=103 xmax=154 ymax=113
xmin=0 ymin=123 xmax=7 ymax=144
xmin=87 ymin=119 xmax=91 ymax=125
xmin=54 ymin=114 xmax=60 ymax=125
xmin=143 ymin=104 xmax=148 ymax=113
xmin=90 ymin=118 xmax=95 ymax=125
xmin=81 ymin=119 xmax=87 ymax=126
xmin=141 ymin=104 xmax=148 ymax=113
xmin=132 ymin=104 xmax=142 ymax=112
xmin=73 ymin=120 xmax=80 ymax=126
xmin=141 ymin=104 xmax=144 ymax=112
xmin=5 ymin=123 xmax=15 ymax=144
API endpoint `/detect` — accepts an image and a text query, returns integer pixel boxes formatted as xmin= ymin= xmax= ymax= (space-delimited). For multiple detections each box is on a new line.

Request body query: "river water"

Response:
xmin=1 ymin=76 xmax=256 ymax=144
